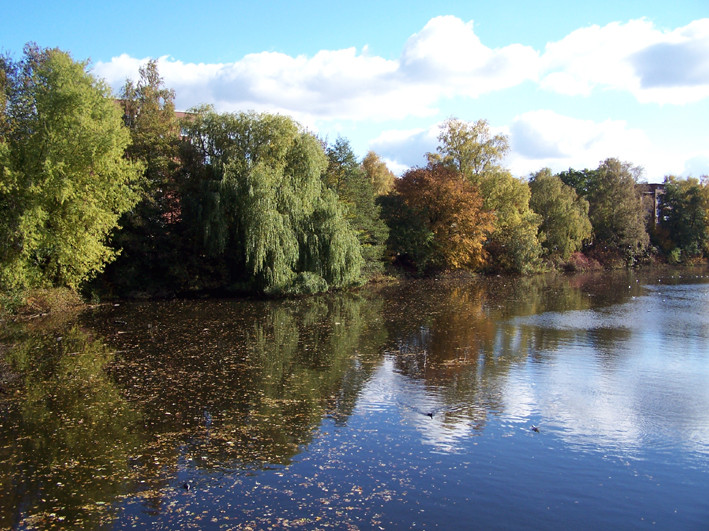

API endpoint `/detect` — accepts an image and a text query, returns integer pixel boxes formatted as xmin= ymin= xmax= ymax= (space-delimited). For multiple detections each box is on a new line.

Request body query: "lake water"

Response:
xmin=2 ymin=269 xmax=709 ymax=529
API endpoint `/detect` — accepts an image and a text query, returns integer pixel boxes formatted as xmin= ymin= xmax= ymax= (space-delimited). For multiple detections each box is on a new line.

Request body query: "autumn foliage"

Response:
xmin=387 ymin=164 xmax=495 ymax=272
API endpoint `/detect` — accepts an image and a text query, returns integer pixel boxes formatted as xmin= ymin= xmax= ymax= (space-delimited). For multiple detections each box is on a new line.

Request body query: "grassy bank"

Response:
xmin=0 ymin=288 xmax=85 ymax=321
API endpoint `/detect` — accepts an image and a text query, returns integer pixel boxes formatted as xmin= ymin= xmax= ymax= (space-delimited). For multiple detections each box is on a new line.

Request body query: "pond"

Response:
xmin=2 ymin=269 xmax=709 ymax=529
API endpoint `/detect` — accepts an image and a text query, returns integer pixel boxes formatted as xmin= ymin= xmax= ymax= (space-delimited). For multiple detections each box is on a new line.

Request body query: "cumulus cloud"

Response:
xmin=94 ymin=50 xmax=409 ymax=123
xmin=683 ymin=154 xmax=709 ymax=177
xmin=93 ymin=16 xmax=709 ymax=123
xmin=369 ymin=126 xmax=440 ymax=173
xmin=399 ymin=16 xmax=539 ymax=96
xmin=90 ymin=16 xmax=709 ymax=178
xmin=94 ymin=15 xmax=540 ymax=123
xmin=539 ymin=18 xmax=709 ymax=104
xmin=506 ymin=110 xmax=682 ymax=180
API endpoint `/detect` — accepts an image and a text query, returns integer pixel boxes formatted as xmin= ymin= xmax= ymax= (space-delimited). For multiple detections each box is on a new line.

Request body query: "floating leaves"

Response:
xmin=4 ymin=270 xmax=709 ymax=527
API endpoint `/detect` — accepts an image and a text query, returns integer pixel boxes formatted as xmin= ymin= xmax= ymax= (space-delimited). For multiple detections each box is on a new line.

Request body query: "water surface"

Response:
xmin=2 ymin=269 xmax=709 ymax=529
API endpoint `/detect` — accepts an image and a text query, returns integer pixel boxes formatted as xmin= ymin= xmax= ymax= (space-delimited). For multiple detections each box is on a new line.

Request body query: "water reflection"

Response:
xmin=0 ymin=324 xmax=142 ymax=528
xmin=504 ymin=276 xmax=709 ymax=457
xmin=2 ymin=269 xmax=709 ymax=527
xmin=368 ymin=273 xmax=638 ymax=452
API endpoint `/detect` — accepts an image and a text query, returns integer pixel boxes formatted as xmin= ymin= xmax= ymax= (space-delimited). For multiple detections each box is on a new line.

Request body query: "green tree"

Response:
xmin=0 ymin=45 xmax=141 ymax=290
xmin=479 ymin=169 xmax=543 ymax=273
xmin=587 ymin=158 xmax=649 ymax=261
xmin=383 ymin=163 xmax=494 ymax=273
xmin=179 ymin=108 xmax=363 ymax=294
xmin=558 ymin=167 xmax=597 ymax=198
xmin=104 ymin=60 xmax=183 ymax=294
xmin=529 ymin=168 xmax=592 ymax=261
xmin=432 ymin=118 xmax=541 ymax=273
xmin=559 ymin=159 xmax=649 ymax=262
xmin=658 ymin=176 xmax=709 ymax=260
xmin=361 ymin=151 xmax=395 ymax=196
xmin=324 ymin=138 xmax=389 ymax=278
xmin=433 ymin=117 xmax=509 ymax=183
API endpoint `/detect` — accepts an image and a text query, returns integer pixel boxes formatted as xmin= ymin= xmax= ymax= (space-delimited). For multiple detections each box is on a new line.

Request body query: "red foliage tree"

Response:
xmin=395 ymin=164 xmax=495 ymax=271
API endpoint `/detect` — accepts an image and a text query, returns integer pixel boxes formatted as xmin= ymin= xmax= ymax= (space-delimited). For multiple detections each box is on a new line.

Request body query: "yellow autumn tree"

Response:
xmin=387 ymin=163 xmax=495 ymax=272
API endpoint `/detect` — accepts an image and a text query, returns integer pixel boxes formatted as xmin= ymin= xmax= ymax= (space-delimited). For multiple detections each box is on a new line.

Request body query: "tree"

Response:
xmin=0 ymin=45 xmax=141 ymax=290
xmin=559 ymin=159 xmax=650 ymax=263
xmin=529 ymin=168 xmax=592 ymax=260
xmin=383 ymin=163 xmax=495 ymax=273
xmin=104 ymin=60 xmax=183 ymax=293
xmin=120 ymin=60 xmax=179 ymax=186
xmin=658 ymin=176 xmax=709 ymax=260
xmin=433 ymin=117 xmax=541 ymax=273
xmin=434 ymin=117 xmax=509 ymax=183
xmin=179 ymin=109 xmax=363 ymax=294
xmin=324 ymin=138 xmax=389 ymax=277
xmin=361 ymin=151 xmax=395 ymax=196
xmin=585 ymin=158 xmax=649 ymax=260
xmin=479 ymin=169 xmax=543 ymax=273
xmin=558 ymin=167 xmax=597 ymax=198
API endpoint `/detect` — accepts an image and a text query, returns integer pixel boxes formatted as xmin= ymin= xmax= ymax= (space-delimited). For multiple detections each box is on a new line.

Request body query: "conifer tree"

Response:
xmin=324 ymin=138 xmax=389 ymax=277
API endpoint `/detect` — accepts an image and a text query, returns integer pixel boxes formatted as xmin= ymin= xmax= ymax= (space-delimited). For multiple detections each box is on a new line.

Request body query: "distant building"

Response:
xmin=638 ymin=183 xmax=665 ymax=228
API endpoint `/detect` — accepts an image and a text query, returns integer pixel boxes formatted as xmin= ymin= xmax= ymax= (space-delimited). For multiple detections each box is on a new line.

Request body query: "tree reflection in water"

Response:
xmin=0 ymin=325 xmax=141 ymax=528
xmin=2 ymin=269 xmax=709 ymax=528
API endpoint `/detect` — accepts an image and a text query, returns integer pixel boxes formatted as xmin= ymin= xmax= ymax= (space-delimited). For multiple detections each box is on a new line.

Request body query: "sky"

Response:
xmin=3 ymin=0 xmax=709 ymax=182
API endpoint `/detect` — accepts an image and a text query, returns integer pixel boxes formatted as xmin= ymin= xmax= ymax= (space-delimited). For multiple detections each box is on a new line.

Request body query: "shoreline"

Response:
xmin=3 ymin=260 xmax=707 ymax=323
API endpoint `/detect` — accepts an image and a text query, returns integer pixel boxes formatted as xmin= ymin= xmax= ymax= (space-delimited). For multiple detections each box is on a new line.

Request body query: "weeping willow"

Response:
xmin=181 ymin=109 xmax=363 ymax=294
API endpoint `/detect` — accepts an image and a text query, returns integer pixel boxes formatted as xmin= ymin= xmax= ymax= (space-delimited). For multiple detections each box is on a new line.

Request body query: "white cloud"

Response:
xmin=539 ymin=18 xmax=709 ymax=104
xmin=507 ymin=110 xmax=681 ymax=180
xmin=369 ymin=126 xmax=440 ymax=173
xmin=90 ymin=16 xmax=709 ymax=178
xmin=400 ymin=15 xmax=539 ymax=97
xmin=93 ymin=15 xmax=540 ymax=124
xmin=93 ymin=16 xmax=709 ymax=123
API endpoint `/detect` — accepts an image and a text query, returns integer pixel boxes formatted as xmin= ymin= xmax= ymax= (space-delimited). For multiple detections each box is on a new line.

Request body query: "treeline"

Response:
xmin=1 ymin=46 xmax=708 ymax=299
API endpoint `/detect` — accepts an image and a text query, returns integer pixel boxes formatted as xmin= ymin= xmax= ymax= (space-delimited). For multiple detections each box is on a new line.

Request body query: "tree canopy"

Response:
xmin=324 ymin=138 xmax=389 ymax=278
xmin=433 ymin=117 xmax=509 ymax=183
xmin=179 ymin=108 xmax=363 ymax=294
xmin=529 ymin=168 xmax=592 ymax=260
xmin=431 ymin=118 xmax=541 ymax=273
xmin=0 ymin=45 xmax=142 ymax=290
xmin=105 ymin=59 xmax=183 ymax=293
xmin=657 ymin=176 xmax=709 ymax=261
xmin=3 ymin=46 xmax=705 ymax=302
xmin=478 ymin=169 xmax=542 ymax=273
xmin=383 ymin=163 xmax=494 ymax=273
xmin=361 ymin=151 xmax=395 ymax=196
xmin=588 ymin=158 xmax=649 ymax=260
xmin=559 ymin=159 xmax=649 ymax=262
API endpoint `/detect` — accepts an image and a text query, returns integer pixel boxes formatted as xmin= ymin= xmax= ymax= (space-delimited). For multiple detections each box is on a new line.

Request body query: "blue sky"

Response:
xmin=3 ymin=0 xmax=708 ymax=181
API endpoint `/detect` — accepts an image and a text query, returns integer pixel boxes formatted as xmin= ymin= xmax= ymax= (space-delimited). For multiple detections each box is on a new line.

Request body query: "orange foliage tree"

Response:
xmin=389 ymin=163 xmax=495 ymax=272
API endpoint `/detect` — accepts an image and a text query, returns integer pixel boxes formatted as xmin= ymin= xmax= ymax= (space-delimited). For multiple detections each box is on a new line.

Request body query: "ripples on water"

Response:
xmin=2 ymin=269 xmax=709 ymax=528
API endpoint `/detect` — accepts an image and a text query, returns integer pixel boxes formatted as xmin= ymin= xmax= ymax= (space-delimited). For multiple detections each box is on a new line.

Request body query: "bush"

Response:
xmin=564 ymin=252 xmax=602 ymax=272
xmin=268 ymin=272 xmax=329 ymax=296
xmin=1 ymin=288 xmax=83 ymax=317
xmin=668 ymin=248 xmax=683 ymax=265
